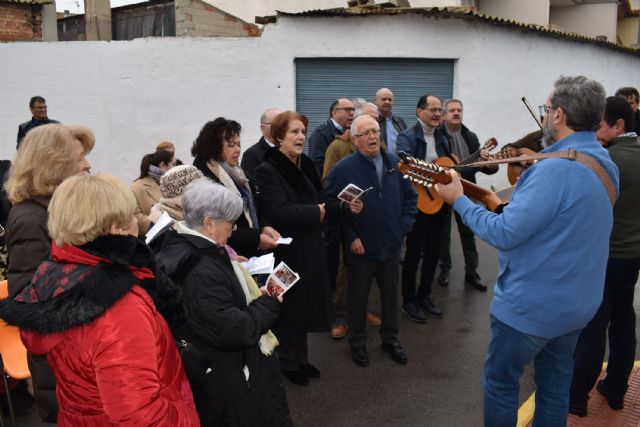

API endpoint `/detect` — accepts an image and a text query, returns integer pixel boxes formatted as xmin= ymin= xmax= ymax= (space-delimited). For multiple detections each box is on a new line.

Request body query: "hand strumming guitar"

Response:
xmin=435 ymin=170 xmax=464 ymax=205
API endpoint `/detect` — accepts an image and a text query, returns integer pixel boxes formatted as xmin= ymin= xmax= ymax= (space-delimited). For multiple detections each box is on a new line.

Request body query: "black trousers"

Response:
xmin=277 ymin=333 xmax=308 ymax=372
xmin=347 ymin=256 xmax=400 ymax=349
xmin=439 ymin=209 xmax=479 ymax=275
xmin=570 ymin=256 xmax=640 ymax=402
xmin=401 ymin=209 xmax=448 ymax=305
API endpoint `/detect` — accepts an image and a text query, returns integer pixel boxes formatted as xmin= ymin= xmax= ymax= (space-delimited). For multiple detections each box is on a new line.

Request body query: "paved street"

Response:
xmin=14 ymin=221 xmax=638 ymax=426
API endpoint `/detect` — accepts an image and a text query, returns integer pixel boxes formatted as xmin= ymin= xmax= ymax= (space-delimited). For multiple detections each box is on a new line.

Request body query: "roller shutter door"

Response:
xmin=295 ymin=57 xmax=454 ymax=153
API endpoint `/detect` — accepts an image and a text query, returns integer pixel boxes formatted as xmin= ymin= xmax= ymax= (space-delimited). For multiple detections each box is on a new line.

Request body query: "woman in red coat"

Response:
xmin=0 ymin=174 xmax=199 ymax=426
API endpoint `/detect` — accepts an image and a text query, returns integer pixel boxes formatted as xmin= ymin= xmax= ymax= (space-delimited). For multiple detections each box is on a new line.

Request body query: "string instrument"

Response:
xmin=411 ymin=138 xmax=499 ymax=214
xmin=503 ymin=146 xmax=537 ymax=184
xmin=457 ymin=137 xmax=499 ymax=166
xmin=398 ymin=152 xmax=504 ymax=214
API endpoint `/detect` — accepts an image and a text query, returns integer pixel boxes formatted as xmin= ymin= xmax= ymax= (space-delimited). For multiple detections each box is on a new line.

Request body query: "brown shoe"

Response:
xmin=331 ymin=322 xmax=348 ymax=339
xmin=366 ymin=311 xmax=382 ymax=326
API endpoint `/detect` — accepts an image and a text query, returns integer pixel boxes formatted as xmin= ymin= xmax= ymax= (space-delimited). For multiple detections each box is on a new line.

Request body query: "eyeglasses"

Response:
xmin=538 ymin=105 xmax=556 ymax=118
xmin=420 ymin=107 xmax=442 ymax=114
xmin=335 ymin=107 xmax=356 ymax=113
xmin=227 ymin=220 xmax=237 ymax=231
xmin=353 ymin=128 xmax=381 ymax=138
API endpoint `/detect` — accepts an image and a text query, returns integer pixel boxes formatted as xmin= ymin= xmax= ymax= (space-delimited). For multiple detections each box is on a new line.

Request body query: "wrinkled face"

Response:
xmin=278 ymin=119 xmax=306 ymax=162
xmin=31 ymin=101 xmax=48 ymax=121
xmin=332 ymin=99 xmax=355 ymax=129
xmin=202 ymin=216 xmax=235 ymax=245
xmin=416 ymin=96 xmax=442 ymax=128
xmin=375 ymin=90 xmax=394 ymax=117
xmin=624 ymin=95 xmax=638 ymax=113
xmin=221 ymin=134 xmax=241 ymax=167
xmin=352 ymin=116 xmax=381 ymax=157
xmin=72 ymin=140 xmax=91 ymax=175
xmin=444 ymin=101 xmax=463 ymax=127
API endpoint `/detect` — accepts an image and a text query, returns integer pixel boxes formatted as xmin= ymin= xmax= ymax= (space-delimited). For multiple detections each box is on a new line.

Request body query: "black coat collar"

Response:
xmin=263 ymin=147 xmax=323 ymax=199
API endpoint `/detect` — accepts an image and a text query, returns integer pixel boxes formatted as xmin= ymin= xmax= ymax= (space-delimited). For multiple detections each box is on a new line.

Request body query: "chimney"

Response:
xmin=84 ymin=0 xmax=112 ymax=41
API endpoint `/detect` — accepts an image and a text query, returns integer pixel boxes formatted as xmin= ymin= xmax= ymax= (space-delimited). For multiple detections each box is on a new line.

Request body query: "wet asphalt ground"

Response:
xmin=12 ymin=221 xmax=639 ymax=426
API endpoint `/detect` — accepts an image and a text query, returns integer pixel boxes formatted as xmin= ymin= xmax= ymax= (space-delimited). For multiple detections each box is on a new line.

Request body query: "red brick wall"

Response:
xmin=0 ymin=3 xmax=43 ymax=42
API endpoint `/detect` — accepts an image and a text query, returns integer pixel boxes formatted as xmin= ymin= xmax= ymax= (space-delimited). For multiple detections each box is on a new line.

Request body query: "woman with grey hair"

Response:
xmin=155 ymin=177 xmax=292 ymax=427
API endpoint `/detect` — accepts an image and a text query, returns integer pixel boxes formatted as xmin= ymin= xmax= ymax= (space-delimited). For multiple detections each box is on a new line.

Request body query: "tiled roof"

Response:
xmin=274 ymin=6 xmax=640 ymax=57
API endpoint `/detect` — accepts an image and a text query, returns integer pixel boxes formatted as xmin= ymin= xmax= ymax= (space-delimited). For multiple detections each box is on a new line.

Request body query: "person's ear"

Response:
xmin=614 ymin=118 xmax=626 ymax=133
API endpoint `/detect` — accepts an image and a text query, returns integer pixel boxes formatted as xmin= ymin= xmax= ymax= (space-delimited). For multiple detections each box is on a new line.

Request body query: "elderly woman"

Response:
xmin=131 ymin=149 xmax=177 ymax=235
xmin=191 ymin=118 xmax=280 ymax=257
xmin=0 ymin=174 xmax=199 ymax=426
xmin=255 ymin=111 xmax=354 ymax=385
xmin=4 ymin=123 xmax=93 ymax=422
xmin=155 ymin=178 xmax=291 ymax=427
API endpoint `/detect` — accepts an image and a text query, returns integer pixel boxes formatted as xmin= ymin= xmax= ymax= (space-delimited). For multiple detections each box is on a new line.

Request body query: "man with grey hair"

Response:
xmin=327 ymin=114 xmax=417 ymax=367
xmin=322 ymin=102 xmax=382 ymax=339
xmin=438 ymin=98 xmax=497 ymax=291
xmin=241 ymin=108 xmax=282 ymax=187
xmin=375 ymin=88 xmax=407 ymax=154
xmin=436 ymin=76 xmax=619 ymax=425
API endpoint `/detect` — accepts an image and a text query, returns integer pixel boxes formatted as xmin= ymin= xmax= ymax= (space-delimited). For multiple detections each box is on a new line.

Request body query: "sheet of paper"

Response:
xmin=145 ymin=211 xmax=174 ymax=244
xmin=242 ymin=252 xmax=275 ymax=275
xmin=276 ymin=237 xmax=292 ymax=245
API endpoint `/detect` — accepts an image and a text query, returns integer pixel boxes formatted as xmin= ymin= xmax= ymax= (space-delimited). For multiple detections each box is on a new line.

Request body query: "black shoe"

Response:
xmin=465 ymin=272 xmax=488 ymax=292
xmin=596 ymin=380 xmax=624 ymax=410
xmin=418 ymin=297 xmax=443 ymax=318
xmin=401 ymin=302 xmax=427 ymax=323
xmin=281 ymin=368 xmax=309 ymax=385
xmin=438 ymin=270 xmax=450 ymax=287
xmin=351 ymin=347 xmax=369 ymax=367
xmin=300 ymin=363 xmax=320 ymax=378
xmin=381 ymin=342 xmax=408 ymax=364
xmin=568 ymin=399 xmax=587 ymax=417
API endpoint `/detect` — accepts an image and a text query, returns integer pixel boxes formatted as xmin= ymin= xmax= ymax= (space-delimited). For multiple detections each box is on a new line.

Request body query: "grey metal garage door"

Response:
xmin=295 ymin=57 xmax=454 ymax=152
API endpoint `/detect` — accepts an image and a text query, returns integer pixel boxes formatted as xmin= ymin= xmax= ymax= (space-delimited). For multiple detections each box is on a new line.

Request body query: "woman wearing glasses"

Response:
xmin=155 ymin=178 xmax=291 ymax=426
xmin=192 ymin=118 xmax=280 ymax=258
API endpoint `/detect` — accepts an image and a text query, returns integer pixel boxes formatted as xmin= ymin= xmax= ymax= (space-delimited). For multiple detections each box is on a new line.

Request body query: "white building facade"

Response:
xmin=1 ymin=8 xmax=638 ymax=188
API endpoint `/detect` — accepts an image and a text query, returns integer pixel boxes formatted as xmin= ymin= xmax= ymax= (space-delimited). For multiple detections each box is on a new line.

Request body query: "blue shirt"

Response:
xmin=453 ymin=131 xmax=619 ymax=338
xmin=385 ymin=117 xmax=399 ymax=153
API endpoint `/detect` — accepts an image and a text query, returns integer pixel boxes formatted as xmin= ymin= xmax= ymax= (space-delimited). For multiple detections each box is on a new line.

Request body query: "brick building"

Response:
xmin=0 ymin=0 xmax=52 ymax=41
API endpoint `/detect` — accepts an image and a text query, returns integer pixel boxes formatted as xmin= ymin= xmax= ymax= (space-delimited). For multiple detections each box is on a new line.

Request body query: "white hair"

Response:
xmin=350 ymin=114 xmax=379 ymax=136
xmin=182 ymin=178 xmax=243 ymax=230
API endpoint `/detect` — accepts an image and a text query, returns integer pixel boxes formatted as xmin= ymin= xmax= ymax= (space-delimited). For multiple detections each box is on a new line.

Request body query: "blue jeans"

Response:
xmin=484 ymin=315 xmax=581 ymax=427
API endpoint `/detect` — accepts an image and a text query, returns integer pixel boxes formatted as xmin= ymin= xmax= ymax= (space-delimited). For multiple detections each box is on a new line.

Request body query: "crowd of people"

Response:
xmin=0 ymin=79 xmax=637 ymax=426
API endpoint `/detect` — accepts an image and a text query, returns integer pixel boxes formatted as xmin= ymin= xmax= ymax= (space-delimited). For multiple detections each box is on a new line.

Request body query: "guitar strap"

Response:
xmin=465 ymin=148 xmax=617 ymax=206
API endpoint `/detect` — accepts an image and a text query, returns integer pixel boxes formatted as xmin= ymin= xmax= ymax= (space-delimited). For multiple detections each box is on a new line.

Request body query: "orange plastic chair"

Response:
xmin=0 ymin=280 xmax=31 ymax=426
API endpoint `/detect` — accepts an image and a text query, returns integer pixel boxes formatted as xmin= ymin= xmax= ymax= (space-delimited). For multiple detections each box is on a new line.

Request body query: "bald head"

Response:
xmin=260 ymin=108 xmax=282 ymax=142
xmin=375 ymin=88 xmax=394 ymax=118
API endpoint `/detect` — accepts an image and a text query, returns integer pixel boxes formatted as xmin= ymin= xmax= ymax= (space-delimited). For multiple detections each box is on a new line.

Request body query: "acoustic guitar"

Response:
xmin=398 ymin=152 xmax=504 ymax=214
xmin=405 ymin=138 xmax=499 ymax=214
xmin=502 ymin=147 xmax=537 ymax=185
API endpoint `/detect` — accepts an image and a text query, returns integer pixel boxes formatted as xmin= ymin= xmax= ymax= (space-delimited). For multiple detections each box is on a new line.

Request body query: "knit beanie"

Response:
xmin=160 ymin=165 xmax=204 ymax=198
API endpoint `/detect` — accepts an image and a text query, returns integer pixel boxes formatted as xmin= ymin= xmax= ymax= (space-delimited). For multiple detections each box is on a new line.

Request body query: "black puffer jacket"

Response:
xmin=155 ymin=230 xmax=292 ymax=427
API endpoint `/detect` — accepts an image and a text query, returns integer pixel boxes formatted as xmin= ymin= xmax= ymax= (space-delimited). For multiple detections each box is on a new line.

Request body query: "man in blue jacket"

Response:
xmin=327 ymin=115 xmax=417 ymax=368
xmin=396 ymin=94 xmax=452 ymax=322
xmin=436 ymin=76 xmax=619 ymax=426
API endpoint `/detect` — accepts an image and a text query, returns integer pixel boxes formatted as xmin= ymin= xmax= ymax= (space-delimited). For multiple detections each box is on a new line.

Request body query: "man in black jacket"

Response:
xmin=437 ymin=99 xmax=497 ymax=291
xmin=615 ymin=87 xmax=640 ymax=135
xmin=241 ymin=108 xmax=281 ymax=187
xmin=17 ymin=96 xmax=60 ymax=148
xmin=309 ymin=98 xmax=354 ymax=174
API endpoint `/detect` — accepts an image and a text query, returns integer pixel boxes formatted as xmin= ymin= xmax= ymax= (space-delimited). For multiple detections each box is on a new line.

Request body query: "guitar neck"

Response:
xmin=459 ymin=179 xmax=502 ymax=212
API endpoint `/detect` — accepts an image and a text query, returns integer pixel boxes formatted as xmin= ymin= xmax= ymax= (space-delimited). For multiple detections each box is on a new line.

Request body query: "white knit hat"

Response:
xmin=159 ymin=165 xmax=204 ymax=198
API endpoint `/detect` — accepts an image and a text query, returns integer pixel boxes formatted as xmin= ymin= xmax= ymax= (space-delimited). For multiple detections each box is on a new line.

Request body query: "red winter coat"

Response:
xmin=1 ymin=235 xmax=200 ymax=426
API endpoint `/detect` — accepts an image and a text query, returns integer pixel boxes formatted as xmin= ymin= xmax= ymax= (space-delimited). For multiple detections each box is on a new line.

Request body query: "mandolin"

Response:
xmin=457 ymin=137 xmax=499 ymax=166
xmin=398 ymin=152 xmax=504 ymax=214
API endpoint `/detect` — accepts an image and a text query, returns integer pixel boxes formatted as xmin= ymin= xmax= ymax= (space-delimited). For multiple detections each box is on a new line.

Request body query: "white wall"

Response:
xmin=550 ymin=3 xmax=617 ymax=41
xmin=479 ymin=0 xmax=549 ymax=27
xmin=1 ymin=13 xmax=638 ymax=189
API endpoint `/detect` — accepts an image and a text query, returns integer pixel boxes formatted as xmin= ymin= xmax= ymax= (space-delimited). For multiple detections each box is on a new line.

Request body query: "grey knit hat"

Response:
xmin=160 ymin=165 xmax=204 ymax=198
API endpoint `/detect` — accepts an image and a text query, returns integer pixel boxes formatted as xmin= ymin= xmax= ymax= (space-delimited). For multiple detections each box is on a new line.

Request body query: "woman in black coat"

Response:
xmin=255 ymin=111 xmax=347 ymax=386
xmin=155 ymin=178 xmax=291 ymax=427
xmin=191 ymin=117 xmax=280 ymax=258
